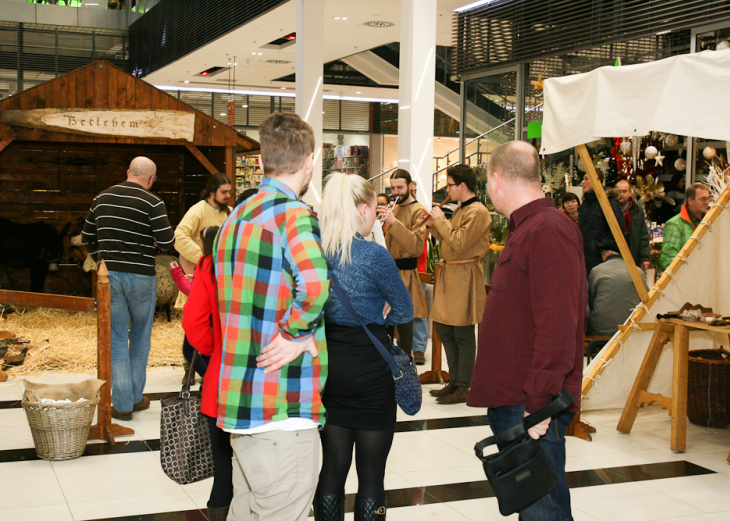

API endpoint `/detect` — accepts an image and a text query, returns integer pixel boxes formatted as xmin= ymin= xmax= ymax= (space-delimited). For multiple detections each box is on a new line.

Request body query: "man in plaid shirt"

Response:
xmin=659 ymin=182 xmax=710 ymax=270
xmin=215 ymin=113 xmax=329 ymax=521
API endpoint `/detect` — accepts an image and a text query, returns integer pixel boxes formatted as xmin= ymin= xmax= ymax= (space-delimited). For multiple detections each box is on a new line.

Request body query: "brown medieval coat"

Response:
xmin=429 ymin=200 xmax=492 ymax=326
xmin=386 ymin=200 xmax=429 ymax=319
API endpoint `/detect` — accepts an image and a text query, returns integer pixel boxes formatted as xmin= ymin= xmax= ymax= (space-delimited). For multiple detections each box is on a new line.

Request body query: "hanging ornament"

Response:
xmin=597 ymin=157 xmax=610 ymax=173
xmin=577 ymin=157 xmax=586 ymax=172
xmin=664 ymin=134 xmax=679 ymax=147
xmin=674 ymin=158 xmax=686 ymax=171
xmin=620 ymin=138 xmax=633 ymax=156
xmin=717 ymin=40 xmax=730 ymax=51
xmin=654 ymin=151 xmax=665 ymax=167
xmin=644 ymin=146 xmax=658 ymax=160
xmin=703 ymin=146 xmax=717 ymax=160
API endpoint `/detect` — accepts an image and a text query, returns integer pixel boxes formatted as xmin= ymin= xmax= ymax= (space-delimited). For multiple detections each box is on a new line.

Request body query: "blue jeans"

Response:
xmin=108 ymin=271 xmax=156 ymax=413
xmin=487 ymin=404 xmax=575 ymax=521
xmin=412 ymin=283 xmax=428 ymax=354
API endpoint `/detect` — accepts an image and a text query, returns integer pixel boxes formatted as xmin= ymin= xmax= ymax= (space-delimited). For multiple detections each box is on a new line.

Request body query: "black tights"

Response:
xmin=316 ymin=424 xmax=394 ymax=498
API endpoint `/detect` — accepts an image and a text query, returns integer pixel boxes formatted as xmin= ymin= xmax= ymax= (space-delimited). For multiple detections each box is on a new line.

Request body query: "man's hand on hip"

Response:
xmin=524 ymin=411 xmax=551 ymax=440
xmin=257 ymin=334 xmax=318 ymax=374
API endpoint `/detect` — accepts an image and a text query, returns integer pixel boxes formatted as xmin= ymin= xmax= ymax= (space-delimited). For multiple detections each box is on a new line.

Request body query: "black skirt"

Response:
xmin=323 ymin=323 xmax=396 ymax=430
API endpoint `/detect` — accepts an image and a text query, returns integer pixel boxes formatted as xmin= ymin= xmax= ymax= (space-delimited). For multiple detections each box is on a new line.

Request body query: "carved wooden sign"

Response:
xmin=1 ymin=109 xmax=196 ymax=142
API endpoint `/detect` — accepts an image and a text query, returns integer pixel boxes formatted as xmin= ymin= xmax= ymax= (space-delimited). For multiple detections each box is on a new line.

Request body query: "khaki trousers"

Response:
xmin=228 ymin=428 xmax=320 ymax=521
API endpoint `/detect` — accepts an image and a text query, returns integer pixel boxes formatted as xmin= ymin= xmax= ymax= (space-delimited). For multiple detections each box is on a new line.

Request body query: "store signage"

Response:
xmin=2 ymin=109 xmax=196 ymax=142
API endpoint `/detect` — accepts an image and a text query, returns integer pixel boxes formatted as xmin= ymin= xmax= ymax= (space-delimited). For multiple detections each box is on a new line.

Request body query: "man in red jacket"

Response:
xmin=468 ymin=141 xmax=586 ymax=520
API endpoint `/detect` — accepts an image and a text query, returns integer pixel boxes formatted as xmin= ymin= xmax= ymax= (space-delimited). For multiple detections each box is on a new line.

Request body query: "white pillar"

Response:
xmin=398 ymin=0 xmax=437 ymax=208
xmin=295 ymin=0 xmax=324 ymax=213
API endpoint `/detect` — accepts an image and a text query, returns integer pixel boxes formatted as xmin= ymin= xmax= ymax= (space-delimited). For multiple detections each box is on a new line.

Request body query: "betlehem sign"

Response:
xmin=1 ymin=108 xmax=196 ymax=142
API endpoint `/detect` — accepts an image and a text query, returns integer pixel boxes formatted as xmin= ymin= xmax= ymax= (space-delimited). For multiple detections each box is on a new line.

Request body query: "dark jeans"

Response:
xmin=487 ymin=404 xmax=575 ymax=521
xmin=434 ymin=323 xmax=476 ymax=389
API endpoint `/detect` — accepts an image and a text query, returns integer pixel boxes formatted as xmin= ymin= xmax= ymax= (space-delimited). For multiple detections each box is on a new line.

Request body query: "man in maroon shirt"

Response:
xmin=468 ymin=141 xmax=586 ymax=520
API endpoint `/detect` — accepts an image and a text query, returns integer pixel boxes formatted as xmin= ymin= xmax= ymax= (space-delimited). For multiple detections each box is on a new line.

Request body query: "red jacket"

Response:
xmin=182 ymin=255 xmax=222 ymax=418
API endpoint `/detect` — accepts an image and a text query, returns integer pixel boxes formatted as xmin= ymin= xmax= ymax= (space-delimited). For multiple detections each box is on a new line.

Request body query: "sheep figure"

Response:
xmin=71 ymin=234 xmax=179 ymax=322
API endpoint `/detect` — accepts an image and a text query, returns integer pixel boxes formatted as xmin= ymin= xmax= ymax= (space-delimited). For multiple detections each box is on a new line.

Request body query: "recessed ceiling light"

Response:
xmin=251 ymin=52 xmax=256 ymax=55
xmin=356 ymin=91 xmax=361 ymax=94
xmin=219 ymin=113 xmax=226 ymax=116
xmin=334 ymin=17 xmax=340 ymax=20
xmin=184 ymin=80 xmax=189 ymax=83
xmin=280 ymin=87 xmax=287 ymax=90
xmin=257 ymin=53 xmax=263 ymax=56
xmin=342 ymin=17 xmax=348 ymax=20
xmin=241 ymin=104 xmax=248 ymax=108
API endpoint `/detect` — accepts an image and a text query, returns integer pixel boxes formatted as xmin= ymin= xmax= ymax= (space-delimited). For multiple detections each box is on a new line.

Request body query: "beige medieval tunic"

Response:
xmin=429 ymin=200 xmax=492 ymax=326
xmin=385 ymin=201 xmax=429 ymax=319
xmin=173 ymin=199 xmax=231 ymax=308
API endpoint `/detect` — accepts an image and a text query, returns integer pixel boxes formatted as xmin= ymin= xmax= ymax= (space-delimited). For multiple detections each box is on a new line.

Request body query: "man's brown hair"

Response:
xmin=487 ymin=141 xmax=541 ymax=185
xmin=390 ymin=168 xmax=412 ymax=185
xmin=259 ymin=113 xmax=315 ymax=177
xmin=685 ymin=182 xmax=709 ymax=200
xmin=447 ymin=163 xmax=477 ymax=192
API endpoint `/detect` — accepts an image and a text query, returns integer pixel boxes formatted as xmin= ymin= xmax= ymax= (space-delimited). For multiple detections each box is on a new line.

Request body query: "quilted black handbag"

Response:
xmin=330 ymin=273 xmax=422 ymax=416
xmin=160 ymin=351 xmax=215 ymax=485
xmin=474 ymin=390 xmax=574 ymax=516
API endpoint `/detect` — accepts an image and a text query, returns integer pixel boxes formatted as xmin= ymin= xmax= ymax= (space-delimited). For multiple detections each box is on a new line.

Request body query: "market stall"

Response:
xmin=0 ymin=60 xmax=259 ymax=295
xmin=540 ymin=49 xmax=730 ymax=446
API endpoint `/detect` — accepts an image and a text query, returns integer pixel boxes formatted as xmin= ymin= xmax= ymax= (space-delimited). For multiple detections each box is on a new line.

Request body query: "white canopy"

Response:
xmin=540 ymin=49 xmax=730 ymax=155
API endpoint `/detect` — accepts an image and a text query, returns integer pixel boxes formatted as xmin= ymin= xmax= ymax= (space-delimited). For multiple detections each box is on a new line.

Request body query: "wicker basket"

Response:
xmin=687 ymin=348 xmax=730 ymax=428
xmin=22 ymin=389 xmax=101 ymax=461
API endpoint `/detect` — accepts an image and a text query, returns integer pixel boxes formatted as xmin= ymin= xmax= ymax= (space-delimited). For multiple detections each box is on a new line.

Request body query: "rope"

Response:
xmin=664 ymin=268 xmax=677 ymax=285
xmin=677 ymin=254 xmax=688 ymax=266
xmin=698 ymin=221 xmax=712 ymax=233
xmin=598 ymin=356 xmax=614 ymax=368
xmin=687 ymin=236 xmax=702 ymax=250
xmin=634 ymin=303 xmax=651 ymax=316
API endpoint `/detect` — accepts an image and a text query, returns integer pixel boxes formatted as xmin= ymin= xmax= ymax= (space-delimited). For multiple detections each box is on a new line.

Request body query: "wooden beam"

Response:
xmin=185 ymin=144 xmax=219 ymax=176
xmin=0 ymin=139 xmax=13 ymax=158
xmin=0 ymin=289 xmax=95 ymax=313
xmin=225 ymin=146 xmax=236 ymax=207
xmin=577 ymin=144 xmax=649 ymax=303
xmin=581 ymin=184 xmax=730 ymax=399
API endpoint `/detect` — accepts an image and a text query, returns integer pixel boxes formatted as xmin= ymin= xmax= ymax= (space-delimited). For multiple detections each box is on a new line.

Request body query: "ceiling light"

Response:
xmin=355 ymin=91 xmax=361 ymax=94
xmin=233 ymin=62 xmax=238 ymax=66
xmin=184 ymin=80 xmax=189 ymax=83
xmin=241 ymin=104 xmax=248 ymax=108
xmin=219 ymin=113 xmax=226 ymax=116
xmin=454 ymin=0 xmax=496 ymax=13
xmin=342 ymin=17 xmax=348 ymax=20
xmin=334 ymin=17 xmax=340 ymax=20
xmin=257 ymin=53 xmax=263 ymax=56
xmin=280 ymin=87 xmax=287 ymax=90
xmin=251 ymin=52 xmax=256 ymax=55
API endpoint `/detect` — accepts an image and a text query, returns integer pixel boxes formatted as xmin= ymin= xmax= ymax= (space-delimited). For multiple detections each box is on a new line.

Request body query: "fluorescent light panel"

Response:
xmin=454 ymin=0 xmax=495 ymax=13
xmin=155 ymin=85 xmax=399 ymax=104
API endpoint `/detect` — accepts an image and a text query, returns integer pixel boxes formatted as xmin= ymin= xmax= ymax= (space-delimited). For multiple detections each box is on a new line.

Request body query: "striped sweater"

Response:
xmin=82 ymin=181 xmax=175 ymax=276
xmin=214 ymin=176 xmax=329 ymax=431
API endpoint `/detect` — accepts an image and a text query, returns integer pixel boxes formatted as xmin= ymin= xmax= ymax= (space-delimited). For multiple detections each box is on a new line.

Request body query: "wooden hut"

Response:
xmin=0 ymin=60 xmax=258 ymax=295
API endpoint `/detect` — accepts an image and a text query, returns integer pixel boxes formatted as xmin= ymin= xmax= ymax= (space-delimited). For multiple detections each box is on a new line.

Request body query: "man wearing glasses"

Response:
xmin=83 ymin=156 xmax=175 ymax=421
xmin=659 ymin=182 xmax=711 ymax=270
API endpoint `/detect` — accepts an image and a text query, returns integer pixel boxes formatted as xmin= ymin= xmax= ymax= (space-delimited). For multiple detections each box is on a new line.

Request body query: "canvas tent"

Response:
xmin=540 ymin=49 xmax=730 ymax=411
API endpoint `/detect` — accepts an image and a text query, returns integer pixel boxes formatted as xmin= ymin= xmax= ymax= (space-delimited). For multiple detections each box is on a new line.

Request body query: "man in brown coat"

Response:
xmin=377 ymin=169 xmax=429 ymax=355
xmin=424 ymin=164 xmax=491 ymax=404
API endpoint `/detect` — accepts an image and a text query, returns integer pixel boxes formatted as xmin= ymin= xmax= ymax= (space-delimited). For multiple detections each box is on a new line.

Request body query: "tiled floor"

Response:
xmin=1 ymin=360 xmax=729 ymax=521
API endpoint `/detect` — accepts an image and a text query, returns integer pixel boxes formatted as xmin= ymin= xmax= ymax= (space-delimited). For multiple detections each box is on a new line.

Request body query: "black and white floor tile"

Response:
xmin=1 ymin=360 xmax=729 ymax=521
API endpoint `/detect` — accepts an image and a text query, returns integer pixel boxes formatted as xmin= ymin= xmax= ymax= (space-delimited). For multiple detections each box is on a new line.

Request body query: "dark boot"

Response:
xmin=429 ymin=382 xmax=455 ymax=397
xmin=206 ymin=505 xmax=229 ymax=521
xmin=354 ymin=496 xmax=386 ymax=521
xmin=313 ymin=492 xmax=345 ymax=521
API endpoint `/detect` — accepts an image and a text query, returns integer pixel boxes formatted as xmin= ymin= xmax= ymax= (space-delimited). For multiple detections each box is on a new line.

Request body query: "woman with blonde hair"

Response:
xmin=313 ymin=173 xmax=413 ymax=521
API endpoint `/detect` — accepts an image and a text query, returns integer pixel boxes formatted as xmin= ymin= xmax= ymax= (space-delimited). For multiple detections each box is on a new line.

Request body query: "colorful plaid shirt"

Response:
xmin=214 ymin=177 xmax=329 ymax=431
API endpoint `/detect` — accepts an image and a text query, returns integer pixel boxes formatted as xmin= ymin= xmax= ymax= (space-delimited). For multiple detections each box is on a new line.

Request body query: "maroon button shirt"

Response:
xmin=467 ymin=198 xmax=586 ymax=414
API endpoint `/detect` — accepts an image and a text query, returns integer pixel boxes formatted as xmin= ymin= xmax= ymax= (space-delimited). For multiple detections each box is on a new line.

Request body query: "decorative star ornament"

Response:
xmin=654 ymin=151 xmax=665 ymax=167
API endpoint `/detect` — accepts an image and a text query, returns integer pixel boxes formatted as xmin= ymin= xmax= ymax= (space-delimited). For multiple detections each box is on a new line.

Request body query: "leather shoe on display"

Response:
xmin=111 ymin=406 xmax=133 ymax=421
xmin=429 ymin=382 xmax=455 ymax=397
xmin=413 ymin=351 xmax=426 ymax=365
xmin=436 ymin=386 xmax=469 ymax=404
xmin=133 ymin=396 xmax=151 ymax=411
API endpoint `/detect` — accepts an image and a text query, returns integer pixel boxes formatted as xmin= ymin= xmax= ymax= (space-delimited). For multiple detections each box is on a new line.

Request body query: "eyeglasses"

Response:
xmin=697 ymin=196 xmax=711 ymax=203
xmin=148 ymin=175 xmax=157 ymax=182
xmin=447 ymin=183 xmax=458 ymax=188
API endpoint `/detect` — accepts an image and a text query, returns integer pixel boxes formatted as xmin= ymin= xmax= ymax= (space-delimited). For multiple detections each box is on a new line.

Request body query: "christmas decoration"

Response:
xmin=703 ymin=146 xmax=717 ymax=160
xmin=664 ymin=134 xmax=679 ymax=147
xmin=674 ymin=158 xmax=686 ymax=171
xmin=644 ymin=146 xmax=658 ymax=160
xmin=654 ymin=151 xmax=665 ymax=166
xmin=717 ymin=40 xmax=730 ymax=51
xmin=620 ymin=138 xmax=633 ymax=156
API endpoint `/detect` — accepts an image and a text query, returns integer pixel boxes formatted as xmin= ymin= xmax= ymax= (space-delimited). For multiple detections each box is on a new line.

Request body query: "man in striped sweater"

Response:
xmin=82 ymin=156 xmax=175 ymax=420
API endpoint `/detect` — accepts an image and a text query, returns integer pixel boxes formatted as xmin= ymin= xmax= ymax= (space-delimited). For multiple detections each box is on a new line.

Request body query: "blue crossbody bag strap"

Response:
xmin=329 ymin=273 xmax=402 ymax=378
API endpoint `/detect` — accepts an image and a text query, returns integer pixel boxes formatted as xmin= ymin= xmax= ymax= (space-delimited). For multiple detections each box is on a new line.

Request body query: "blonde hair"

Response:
xmin=321 ymin=173 xmax=376 ymax=266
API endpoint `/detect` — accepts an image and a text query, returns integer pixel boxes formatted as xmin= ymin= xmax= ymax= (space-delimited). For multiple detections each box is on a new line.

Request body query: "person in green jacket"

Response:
xmin=659 ymin=182 xmax=711 ymax=270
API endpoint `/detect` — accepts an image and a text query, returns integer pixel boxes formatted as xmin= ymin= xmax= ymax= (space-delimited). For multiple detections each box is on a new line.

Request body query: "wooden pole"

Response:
xmin=88 ymin=260 xmax=134 ymax=444
xmin=576 ymin=144 xmax=649 ymax=302
xmin=419 ymin=264 xmax=450 ymax=384
xmin=185 ymin=144 xmax=219 ymax=176
xmin=581 ymin=184 xmax=730 ymax=399
xmin=0 ymin=138 xmax=14 ymax=158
